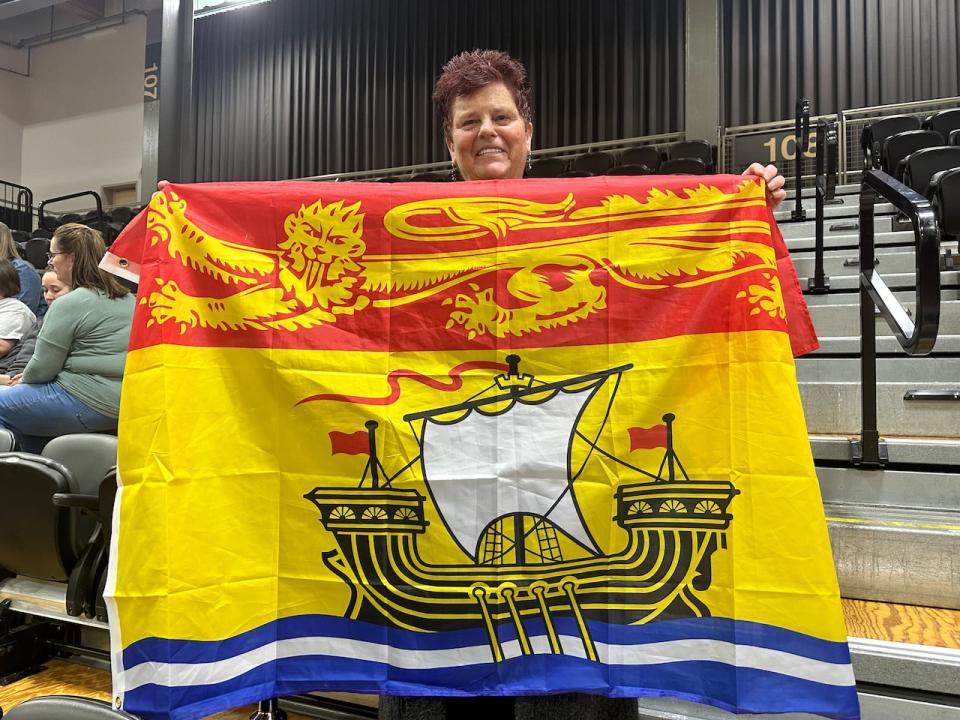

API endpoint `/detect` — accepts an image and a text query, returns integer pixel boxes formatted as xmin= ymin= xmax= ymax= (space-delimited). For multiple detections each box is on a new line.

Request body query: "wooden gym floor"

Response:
xmin=0 ymin=599 xmax=955 ymax=718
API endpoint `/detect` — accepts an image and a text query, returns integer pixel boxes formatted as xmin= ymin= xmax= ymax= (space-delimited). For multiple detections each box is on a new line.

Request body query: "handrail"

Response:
xmin=808 ymin=119 xmax=837 ymax=294
xmin=856 ymin=169 xmax=941 ymax=465
xmin=38 ymin=191 xmax=104 ymax=230
xmin=792 ymin=98 xmax=810 ymax=221
xmin=0 ymin=180 xmax=34 ymax=232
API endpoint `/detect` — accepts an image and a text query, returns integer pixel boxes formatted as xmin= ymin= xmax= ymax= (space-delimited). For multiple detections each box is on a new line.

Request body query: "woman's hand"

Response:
xmin=741 ymin=163 xmax=786 ymax=210
xmin=8 ymin=374 xmax=22 ymax=387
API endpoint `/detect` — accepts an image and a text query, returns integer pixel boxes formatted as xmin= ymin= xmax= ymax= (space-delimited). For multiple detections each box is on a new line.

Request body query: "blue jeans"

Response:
xmin=0 ymin=382 xmax=118 ymax=453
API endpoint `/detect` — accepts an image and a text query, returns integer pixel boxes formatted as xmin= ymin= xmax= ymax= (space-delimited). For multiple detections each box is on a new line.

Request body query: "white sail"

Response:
xmin=420 ymin=387 xmax=599 ymax=560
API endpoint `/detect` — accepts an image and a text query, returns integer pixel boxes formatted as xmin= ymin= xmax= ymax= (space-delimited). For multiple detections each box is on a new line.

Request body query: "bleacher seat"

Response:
xmin=621 ymin=146 xmax=662 ymax=172
xmin=558 ymin=169 xmax=592 ymax=178
xmin=23 ymin=237 xmax=49 ymax=270
xmin=376 ymin=176 xmax=403 ymax=182
xmin=528 ymin=157 xmax=566 ymax=178
xmin=607 ymin=164 xmax=650 ymax=176
xmin=110 ymin=206 xmax=135 ymax=225
xmin=929 ymin=167 xmax=960 ymax=240
xmin=880 ymin=130 xmax=943 ymax=177
xmin=900 ymin=146 xmax=960 ymax=196
xmin=409 ymin=171 xmax=447 ymax=182
xmin=658 ymin=157 xmax=707 ymax=174
xmin=861 ymin=115 xmax=921 ymax=169
xmin=949 ymin=129 xmax=960 ymax=146
xmin=922 ymin=108 xmax=960 ymax=142
xmin=667 ymin=140 xmax=713 ymax=170
xmin=572 ymin=151 xmax=615 ymax=175
xmin=2 ymin=696 xmax=139 ymax=719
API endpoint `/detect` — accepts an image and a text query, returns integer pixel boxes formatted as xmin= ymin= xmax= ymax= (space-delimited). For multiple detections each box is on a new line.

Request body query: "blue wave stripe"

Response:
xmin=121 ymin=654 xmax=860 ymax=720
xmin=122 ymin=614 xmax=852 ymax=669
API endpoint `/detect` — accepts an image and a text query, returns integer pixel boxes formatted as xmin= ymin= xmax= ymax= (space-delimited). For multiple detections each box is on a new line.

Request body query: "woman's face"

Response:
xmin=42 ymin=270 xmax=71 ymax=305
xmin=446 ymin=82 xmax=533 ymax=181
xmin=48 ymin=237 xmax=74 ymax=286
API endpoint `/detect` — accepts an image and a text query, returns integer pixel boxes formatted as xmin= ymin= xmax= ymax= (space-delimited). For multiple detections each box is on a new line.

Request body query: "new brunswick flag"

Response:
xmin=103 ymin=175 xmax=859 ymax=720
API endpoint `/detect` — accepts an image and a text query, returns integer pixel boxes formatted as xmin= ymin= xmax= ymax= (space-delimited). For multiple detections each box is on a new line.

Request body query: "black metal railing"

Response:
xmin=808 ymin=119 xmax=838 ymax=294
xmin=0 ymin=180 xmax=34 ymax=233
xmin=856 ymin=169 xmax=941 ymax=465
xmin=791 ymin=98 xmax=811 ymax=221
xmin=38 ymin=190 xmax=104 ymax=231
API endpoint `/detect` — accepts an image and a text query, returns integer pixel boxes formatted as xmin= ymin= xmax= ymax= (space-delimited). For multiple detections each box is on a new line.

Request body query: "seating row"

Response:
xmin=373 ymin=140 xmax=717 ymax=182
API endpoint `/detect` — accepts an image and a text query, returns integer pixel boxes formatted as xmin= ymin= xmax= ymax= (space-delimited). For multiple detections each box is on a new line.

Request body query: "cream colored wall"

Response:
xmin=20 ymin=14 xmax=146 ymax=210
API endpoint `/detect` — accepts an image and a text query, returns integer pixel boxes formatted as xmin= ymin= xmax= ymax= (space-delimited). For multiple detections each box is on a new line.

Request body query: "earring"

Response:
xmin=450 ymin=164 xmax=459 ymax=182
xmin=525 ymin=154 xmax=533 ymax=177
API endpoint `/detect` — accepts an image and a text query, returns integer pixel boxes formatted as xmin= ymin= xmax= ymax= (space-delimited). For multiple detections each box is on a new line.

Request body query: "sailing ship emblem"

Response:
xmin=305 ymin=356 xmax=739 ymax=661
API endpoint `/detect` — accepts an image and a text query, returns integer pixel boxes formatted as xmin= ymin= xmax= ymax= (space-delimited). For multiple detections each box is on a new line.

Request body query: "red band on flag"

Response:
xmin=329 ymin=431 xmax=369 ymax=456
xmin=628 ymin=424 xmax=668 ymax=451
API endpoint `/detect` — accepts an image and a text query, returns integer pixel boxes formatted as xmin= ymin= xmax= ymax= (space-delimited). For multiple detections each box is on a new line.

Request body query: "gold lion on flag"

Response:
xmin=142 ymin=182 xmax=782 ymax=337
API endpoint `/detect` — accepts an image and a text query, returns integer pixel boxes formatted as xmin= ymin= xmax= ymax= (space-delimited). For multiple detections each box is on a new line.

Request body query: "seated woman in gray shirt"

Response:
xmin=0 ymin=223 xmax=134 ymax=452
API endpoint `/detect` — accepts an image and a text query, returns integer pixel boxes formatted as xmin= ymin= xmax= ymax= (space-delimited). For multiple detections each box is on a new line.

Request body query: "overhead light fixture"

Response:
xmin=194 ymin=0 xmax=274 ymax=19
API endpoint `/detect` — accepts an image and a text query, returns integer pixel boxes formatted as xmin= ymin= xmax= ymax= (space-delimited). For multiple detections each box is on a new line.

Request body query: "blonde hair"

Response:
xmin=52 ymin=223 xmax=129 ymax=299
xmin=0 ymin=222 xmax=21 ymax=262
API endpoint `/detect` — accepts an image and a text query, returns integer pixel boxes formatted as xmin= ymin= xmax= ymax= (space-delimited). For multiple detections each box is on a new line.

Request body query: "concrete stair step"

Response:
xmin=779 ymin=214 xmax=901 ymax=239
xmin=775 ymin=200 xmax=895 ymax=223
xmin=800 ymin=381 xmax=960 ymax=436
xmin=791 ymin=249 xmax=956 ymax=277
xmin=813 ymin=334 xmax=960 ymax=354
xmin=817 ymin=465 xmax=960 ymax=609
xmin=797 ymin=356 xmax=960 ymax=382
xmin=784 ymin=229 xmax=914 ymax=251
xmin=802 ymin=281 xmax=960 ymax=302
xmin=807 ymin=300 xmax=960 ymax=337
xmin=784 ymin=183 xmax=860 ymax=200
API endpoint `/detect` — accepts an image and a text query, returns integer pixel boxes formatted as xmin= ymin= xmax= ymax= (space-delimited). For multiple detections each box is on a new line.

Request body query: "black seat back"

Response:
xmin=23 ymin=237 xmax=49 ymax=270
xmin=949 ymin=129 xmax=960 ymax=146
xmin=4 ymin=696 xmax=140 ymax=719
xmin=528 ymin=157 xmax=566 ymax=178
xmin=0 ymin=429 xmax=15 ymax=452
xmin=880 ymin=130 xmax=943 ymax=176
xmin=658 ymin=157 xmax=706 ymax=174
xmin=573 ymin=151 xmax=615 ymax=175
xmin=930 ymin=167 xmax=960 ymax=240
xmin=607 ymin=164 xmax=650 ymax=176
xmin=861 ymin=115 xmax=921 ymax=169
xmin=0 ymin=453 xmax=76 ymax=581
xmin=622 ymin=146 xmax=661 ymax=171
xmin=923 ymin=108 xmax=960 ymax=141
xmin=42 ymin=434 xmax=119 ymax=547
xmin=667 ymin=140 xmax=713 ymax=167
xmin=901 ymin=146 xmax=960 ymax=196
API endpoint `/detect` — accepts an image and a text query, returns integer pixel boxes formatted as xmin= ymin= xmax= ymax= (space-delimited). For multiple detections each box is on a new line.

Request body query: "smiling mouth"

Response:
xmin=476 ymin=148 xmax=506 ymax=157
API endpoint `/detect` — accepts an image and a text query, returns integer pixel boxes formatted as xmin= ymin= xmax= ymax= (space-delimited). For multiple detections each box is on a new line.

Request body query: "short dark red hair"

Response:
xmin=433 ymin=49 xmax=532 ymax=138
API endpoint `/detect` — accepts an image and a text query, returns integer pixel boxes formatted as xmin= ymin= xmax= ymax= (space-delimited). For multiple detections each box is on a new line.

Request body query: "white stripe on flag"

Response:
xmin=121 ymin=635 xmax=857 ymax=692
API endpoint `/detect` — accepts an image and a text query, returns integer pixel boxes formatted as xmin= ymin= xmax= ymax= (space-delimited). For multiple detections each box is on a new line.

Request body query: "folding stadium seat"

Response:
xmin=950 ymin=129 xmax=960 ymax=146
xmin=528 ymin=157 xmax=566 ymax=178
xmin=922 ymin=108 xmax=960 ymax=142
xmin=929 ymin=167 xmax=960 ymax=239
xmin=23 ymin=237 xmax=49 ymax=270
xmin=109 ymin=206 xmax=135 ymax=225
xmin=558 ymin=169 xmax=593 ymax=178
xmin=2 ymin=696 xmax=139 ymax=719
xmin=861 ymin=115 xmax=921 ymax=169
xmin=880 ymin=130 xmax=944 ymax=178
xmin=658 ymin=157 xmax=707 ymax=174
xmin=10 ymin=230 xmax=29 ymax=244
xmin=0 ymin=434 xmax=118 ymax=679
xmin=409 ymin=171 xmax=448 ymax=182
xmin=607 ymin=164 xmax=650 ymax=176
xmin=621 ymin=146 xmax=662 ymax=172
xmin=30 ymin=228 xmax=52 ymax=240
xmin=376 ymin=176 xmax=403 ymax=182
xmin=572 ymin=151 xmax=615 ymax=175
xmin=900 ymin=146 xmax=960 ymax=196
xmin=667 ymin=140 xmax=714 ymax=171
